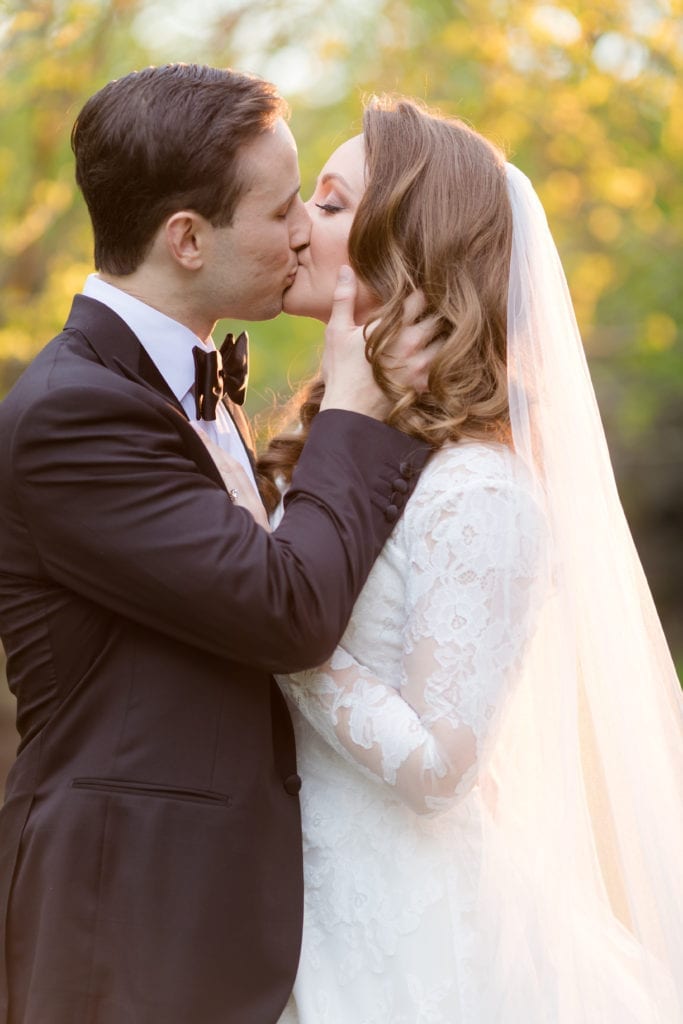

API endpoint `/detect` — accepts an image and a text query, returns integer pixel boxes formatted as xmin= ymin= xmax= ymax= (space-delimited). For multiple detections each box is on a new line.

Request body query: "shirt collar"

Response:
xmin=82 ymin=274 xmax=216 ymax=403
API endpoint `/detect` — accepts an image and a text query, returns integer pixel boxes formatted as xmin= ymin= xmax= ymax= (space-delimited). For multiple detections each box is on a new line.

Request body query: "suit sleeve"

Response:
xmin=10 ymin=383 xmax=428 ymax=673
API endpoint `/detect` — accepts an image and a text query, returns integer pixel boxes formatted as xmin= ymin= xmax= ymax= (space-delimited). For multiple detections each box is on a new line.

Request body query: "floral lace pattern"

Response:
xmin=277 ymin=442 xmax=547 ymax=1023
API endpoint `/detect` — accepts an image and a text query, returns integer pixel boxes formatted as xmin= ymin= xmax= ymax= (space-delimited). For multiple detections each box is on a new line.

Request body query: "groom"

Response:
xmin=0 ymin=65 xmax=429 ymax=1024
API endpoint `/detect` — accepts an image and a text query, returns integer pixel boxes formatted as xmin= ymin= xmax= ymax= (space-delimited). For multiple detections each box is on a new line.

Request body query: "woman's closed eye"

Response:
xmin=315 ymin=201 xmax=345 ymax=214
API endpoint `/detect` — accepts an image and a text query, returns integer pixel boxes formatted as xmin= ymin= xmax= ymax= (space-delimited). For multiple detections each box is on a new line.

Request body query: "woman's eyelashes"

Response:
xmin=314 ymin=201 xmax=344 ymax=215
xmin=313 ymin=188 xmax=347 ymax=215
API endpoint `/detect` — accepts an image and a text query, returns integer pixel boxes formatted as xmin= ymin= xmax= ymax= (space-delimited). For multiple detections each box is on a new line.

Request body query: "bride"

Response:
xmin=213 ymin=97 xmax=683 ymax=1021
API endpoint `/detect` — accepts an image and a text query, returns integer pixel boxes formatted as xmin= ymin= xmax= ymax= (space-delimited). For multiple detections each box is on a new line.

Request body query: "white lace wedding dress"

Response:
xmin=275 ymin=438 xmax=678 ymax=1023
xmin=276 ymin=440 xmax=547 ymax=1023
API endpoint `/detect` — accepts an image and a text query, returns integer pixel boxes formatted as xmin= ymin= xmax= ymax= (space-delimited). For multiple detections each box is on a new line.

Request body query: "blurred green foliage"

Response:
xmin=0 ymin=0 xmax=681 ymax=679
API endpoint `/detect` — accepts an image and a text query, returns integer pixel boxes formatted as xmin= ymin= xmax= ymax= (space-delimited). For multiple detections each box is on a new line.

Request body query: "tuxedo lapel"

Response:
xmin=65 ymin=295 xmax=187 ymax=418
xmin=110 ymin=352 xmax=186 ymax=418
xmin=62 ymin=294 xmax=228 ymax=492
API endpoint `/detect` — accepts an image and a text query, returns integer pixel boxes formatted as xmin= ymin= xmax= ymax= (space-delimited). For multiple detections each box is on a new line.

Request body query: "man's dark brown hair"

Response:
xmin=71 ymin=63 xmax=288 ymax=275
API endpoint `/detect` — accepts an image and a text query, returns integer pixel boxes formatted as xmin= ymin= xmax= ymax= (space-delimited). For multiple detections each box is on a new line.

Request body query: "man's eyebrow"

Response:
xmin=278 ymin=182 xmax=301 ymax=207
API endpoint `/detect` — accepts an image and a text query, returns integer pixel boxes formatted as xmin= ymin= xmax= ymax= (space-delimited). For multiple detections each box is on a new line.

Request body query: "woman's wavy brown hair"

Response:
xmin=257 ymin=97 xmax=513 ymax=513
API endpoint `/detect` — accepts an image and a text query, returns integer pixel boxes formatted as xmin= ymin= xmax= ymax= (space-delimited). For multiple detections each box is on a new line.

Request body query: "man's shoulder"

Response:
xmin=2 ymin=292 xmax=162 ymax=412
xmin=0 ymin=317 xmax=176 ymax=453
xmin=2 ymin=324 xmax=111 ymax=414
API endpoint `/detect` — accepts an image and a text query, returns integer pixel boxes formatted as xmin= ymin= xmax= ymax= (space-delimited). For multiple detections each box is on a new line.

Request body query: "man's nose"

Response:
xmin=290 ymin=196 xmax=311 ymax=252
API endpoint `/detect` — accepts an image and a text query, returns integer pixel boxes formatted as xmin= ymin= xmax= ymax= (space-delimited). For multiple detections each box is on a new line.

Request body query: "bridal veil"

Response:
xmin=472 ymin=163 xmax=683 ymax=1020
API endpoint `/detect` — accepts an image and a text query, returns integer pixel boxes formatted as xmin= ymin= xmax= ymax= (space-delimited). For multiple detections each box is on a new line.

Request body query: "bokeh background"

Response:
xmin=1 ymin=0 xmax=681 ymax=787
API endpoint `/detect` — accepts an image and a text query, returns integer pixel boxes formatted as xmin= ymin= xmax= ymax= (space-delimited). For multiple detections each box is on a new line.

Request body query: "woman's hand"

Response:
xmin=191 ymin=426 xmax=271 ymax=532
xmin=320 ymin=266 xmax=440 ymax=418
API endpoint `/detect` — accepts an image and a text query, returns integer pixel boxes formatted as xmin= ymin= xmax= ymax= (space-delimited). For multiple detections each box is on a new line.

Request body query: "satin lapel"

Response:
xmin=63 ymin=294 xmax=227 ymax=492
xmin=64 ymin=294 xmax=187 ymax=418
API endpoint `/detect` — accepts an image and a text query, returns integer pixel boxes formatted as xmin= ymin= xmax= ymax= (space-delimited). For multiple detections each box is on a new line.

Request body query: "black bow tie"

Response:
xmin=192 ymin=330 xmax=249 ymax=420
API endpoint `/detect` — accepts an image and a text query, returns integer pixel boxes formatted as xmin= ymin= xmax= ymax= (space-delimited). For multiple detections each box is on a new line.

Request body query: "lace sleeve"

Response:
xmin=281 ymin=468 xmax=546 ymax=815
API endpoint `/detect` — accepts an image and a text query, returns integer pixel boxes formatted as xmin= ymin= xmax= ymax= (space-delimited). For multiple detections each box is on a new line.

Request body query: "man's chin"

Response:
xmin=221 ymin=298 xmax=283 ymax=323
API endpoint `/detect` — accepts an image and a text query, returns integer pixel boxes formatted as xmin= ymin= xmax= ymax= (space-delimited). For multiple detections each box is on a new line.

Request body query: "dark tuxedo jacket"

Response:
xmin=0 ymin=295 xmax=428 ymax=1024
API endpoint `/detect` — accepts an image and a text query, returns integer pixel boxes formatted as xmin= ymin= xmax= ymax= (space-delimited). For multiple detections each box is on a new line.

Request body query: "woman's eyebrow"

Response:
xmin=320 ymin=172 xmax=352 ymax=190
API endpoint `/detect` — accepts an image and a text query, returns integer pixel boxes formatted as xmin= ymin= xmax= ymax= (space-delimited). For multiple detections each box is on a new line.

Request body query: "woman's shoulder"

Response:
xmin=399 ymin=440 xmax=548 ymax=572
xmin=418 ymin=439 xmax=532 ymax=493
xmin=403 ymin=439 xmax=543 ymax=530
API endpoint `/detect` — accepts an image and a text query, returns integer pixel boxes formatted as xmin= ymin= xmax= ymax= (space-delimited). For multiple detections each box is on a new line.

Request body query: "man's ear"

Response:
xmin=164 ymin=210 xmax=207 ymax=269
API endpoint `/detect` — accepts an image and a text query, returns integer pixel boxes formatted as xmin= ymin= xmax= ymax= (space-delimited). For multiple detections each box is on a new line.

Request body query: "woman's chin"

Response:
xmin=283 ymin=288 xmax=328 ymax=322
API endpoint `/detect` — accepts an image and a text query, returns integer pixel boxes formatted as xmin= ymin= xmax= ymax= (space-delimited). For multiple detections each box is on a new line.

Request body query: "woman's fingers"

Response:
xmin=326 ymin=264 xmax=358 ymax=335
xmin=401 ymin=288 xmax=428 ymax=325
xmin=320 ymin=265 xmax=392 ymax=418
xmin=371 ymin=301 xmax=443 ymax=395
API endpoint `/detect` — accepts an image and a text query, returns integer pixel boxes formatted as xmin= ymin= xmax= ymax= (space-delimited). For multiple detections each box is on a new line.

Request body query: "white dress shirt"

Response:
xmin=82 ymin=274 xmax=256 ymax=486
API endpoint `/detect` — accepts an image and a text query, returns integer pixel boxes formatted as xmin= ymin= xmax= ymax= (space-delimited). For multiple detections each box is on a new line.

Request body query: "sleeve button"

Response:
xmin=384 ymin=504 xmax=399 ymax=523
xmin=392 ymin=477 xmax=409 ymax=494
xmin=283 ymin=774 xmax=302 ymax=795
xmin=399 ymin=460 xmax=413 ymax=479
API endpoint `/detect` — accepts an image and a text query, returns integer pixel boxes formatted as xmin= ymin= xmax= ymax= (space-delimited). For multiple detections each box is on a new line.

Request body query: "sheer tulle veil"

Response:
xmin=474 ymin=163 xmax=683 ymax=1020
